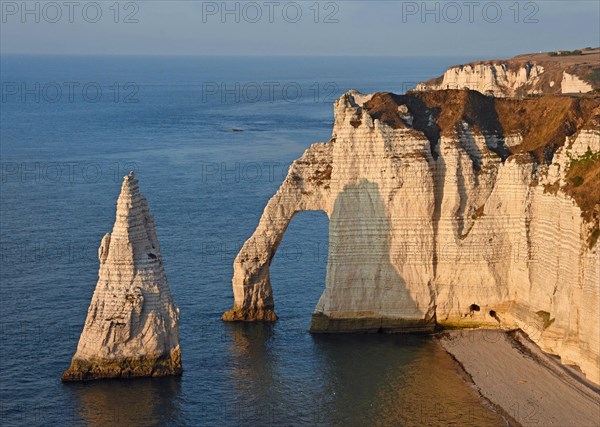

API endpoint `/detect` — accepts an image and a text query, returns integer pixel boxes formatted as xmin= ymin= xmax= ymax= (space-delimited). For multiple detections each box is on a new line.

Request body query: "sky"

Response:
xmin=1 ymin=1 xmax=599 ymax=57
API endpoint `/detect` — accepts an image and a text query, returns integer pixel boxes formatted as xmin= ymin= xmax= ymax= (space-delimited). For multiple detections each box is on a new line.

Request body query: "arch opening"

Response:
xmin=269 ymin=210 xmax=329 ymax=325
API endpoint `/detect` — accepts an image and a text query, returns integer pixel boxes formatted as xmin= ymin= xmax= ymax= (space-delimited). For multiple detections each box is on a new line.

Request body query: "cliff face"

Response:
xmin=62 ymin=172 xmax=181 ymax=381
xmin=416 ymin=49 xmax=599 ymax=96
xmin=223 ymin=90 xmax=600 ymax=384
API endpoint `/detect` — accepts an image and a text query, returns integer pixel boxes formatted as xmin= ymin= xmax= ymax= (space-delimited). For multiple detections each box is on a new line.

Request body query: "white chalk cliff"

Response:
xmin=561 ymin=72 xmax=594 ymax=94
xmin=224 ymin=89 xmax=600 ymax=385
xmin=62 ymin=172 xmax=181 ymax=381
xmin=416 ymin=49 xmax=599 ymax=96
xmin=416 ymin=62 xmax=546 ymax=96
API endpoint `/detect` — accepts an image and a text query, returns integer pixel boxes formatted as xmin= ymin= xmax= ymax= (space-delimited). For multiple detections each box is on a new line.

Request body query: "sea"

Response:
xmin=0 ymin=55 xmax=506 ymax=426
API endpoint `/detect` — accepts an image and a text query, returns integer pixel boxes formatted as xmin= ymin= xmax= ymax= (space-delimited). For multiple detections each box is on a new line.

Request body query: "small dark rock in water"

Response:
xmin=229 ymin=128 xmax=243 ymax=132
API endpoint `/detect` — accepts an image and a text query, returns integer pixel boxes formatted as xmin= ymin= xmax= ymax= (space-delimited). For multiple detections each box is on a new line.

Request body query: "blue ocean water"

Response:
xmin=0 ymin=55 xmax=503 ymax=426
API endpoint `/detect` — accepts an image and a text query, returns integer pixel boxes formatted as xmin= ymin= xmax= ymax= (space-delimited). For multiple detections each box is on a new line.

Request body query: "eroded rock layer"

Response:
xmin=224 ymin=89 xmax=600 ymax=384
xmin=62 ymin=172 xmax=181 ymax=381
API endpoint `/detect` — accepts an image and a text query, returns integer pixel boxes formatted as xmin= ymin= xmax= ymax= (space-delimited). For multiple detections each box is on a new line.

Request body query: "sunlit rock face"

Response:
xmin=416 ymin=62 xmax=546 ymax=96
xmin=224 ymin=89 xmax=600 ymax=384
xmin=416 ymin=50 xmax=599 ymax=96
xmin=62 ymin=172 xmax=181 ymax=381
xmin=561 ymin=72 xmax=594 ymax=94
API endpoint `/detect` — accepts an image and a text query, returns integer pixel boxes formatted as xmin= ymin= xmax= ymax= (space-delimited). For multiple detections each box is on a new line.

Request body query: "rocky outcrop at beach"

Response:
xmin=223 ymin=88 xmax=600 ymax=385
xmin=62 ymin=172 xmax=181 ymax=381
xmin=416 ymin=48 xmax=599 ymax=96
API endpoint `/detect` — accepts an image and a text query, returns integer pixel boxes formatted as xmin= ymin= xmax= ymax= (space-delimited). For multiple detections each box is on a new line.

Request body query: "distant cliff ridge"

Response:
xmin=416 ymin=48 xmax=600 ymax=96
xmin=223 ymin=89 xmax=600 ymax=385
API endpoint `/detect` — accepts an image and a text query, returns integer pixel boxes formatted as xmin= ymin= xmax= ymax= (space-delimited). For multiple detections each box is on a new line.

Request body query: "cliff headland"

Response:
xmin=224 ymin=84 xmax=599 ymax=386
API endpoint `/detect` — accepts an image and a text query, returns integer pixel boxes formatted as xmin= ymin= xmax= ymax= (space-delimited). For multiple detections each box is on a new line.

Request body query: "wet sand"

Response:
xmin=438 ymin=329 xmax=600 ymax=427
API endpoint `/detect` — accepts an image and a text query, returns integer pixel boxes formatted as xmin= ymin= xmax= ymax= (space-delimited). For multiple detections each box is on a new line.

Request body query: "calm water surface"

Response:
xmin=0 ymin=55 xmax=504 ymax=426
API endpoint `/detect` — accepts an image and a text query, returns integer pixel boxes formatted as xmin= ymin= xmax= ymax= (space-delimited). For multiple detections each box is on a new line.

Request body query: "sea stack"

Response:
xmin=62 ymin=172 xmax=181 ymax=381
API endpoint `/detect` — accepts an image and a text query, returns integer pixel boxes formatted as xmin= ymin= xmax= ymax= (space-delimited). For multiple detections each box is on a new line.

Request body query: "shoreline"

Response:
xmin=437 ymin=329 xmax=600 ymax=427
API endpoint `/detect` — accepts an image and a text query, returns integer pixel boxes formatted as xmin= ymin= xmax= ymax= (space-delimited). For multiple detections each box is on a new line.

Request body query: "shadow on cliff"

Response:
xmin=399 ymin=91 xmax=508 ymax=273
xmin=398 ymin=95 xmax=447 ymax=278
xmin=399 ymin=91 xmax=508 ymax=161
xmin=314 ymin=179 xmax=421 ymax=325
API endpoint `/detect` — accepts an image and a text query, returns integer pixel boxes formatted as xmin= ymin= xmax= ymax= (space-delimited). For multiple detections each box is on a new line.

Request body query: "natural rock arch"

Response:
xmin=222 ymin=89 xmax=600 ymax=384
xmin=222 ymin=142 xmax=333 ymax=321
xmin=222 ymin=92 xmax=436 ymax=329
